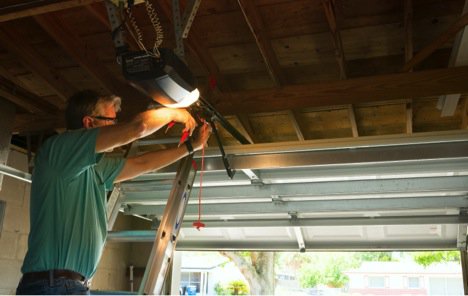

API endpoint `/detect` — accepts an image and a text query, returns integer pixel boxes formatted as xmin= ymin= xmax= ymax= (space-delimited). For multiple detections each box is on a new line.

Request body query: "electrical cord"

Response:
xmin=124 ymin=0 xmax=164 ymax=58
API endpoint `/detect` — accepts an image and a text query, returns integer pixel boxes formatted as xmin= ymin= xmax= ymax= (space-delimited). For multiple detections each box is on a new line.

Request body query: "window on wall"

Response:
xmin=408 ymin=277 xmax=420 ymax=288
xmin=368 ymin=276 xmax=385 ymax=288
xmin=0 ymin=200 xmax=5 ymax=237
xmin=180 ymin=271 xmax=201 ymax=294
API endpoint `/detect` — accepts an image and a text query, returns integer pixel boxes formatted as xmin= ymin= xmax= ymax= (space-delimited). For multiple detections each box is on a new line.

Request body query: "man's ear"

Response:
xmin=82 ymin=116 xmax=93 ymax=129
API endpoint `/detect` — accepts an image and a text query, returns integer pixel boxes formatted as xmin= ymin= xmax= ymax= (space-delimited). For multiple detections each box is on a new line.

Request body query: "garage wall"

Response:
xmin=92 ymin=215 xmax=133 ymax=292
xmin=0 ymin=149 xmax=30 ymax=294
xmin=0 ymin=149 xmax=134 ymax=293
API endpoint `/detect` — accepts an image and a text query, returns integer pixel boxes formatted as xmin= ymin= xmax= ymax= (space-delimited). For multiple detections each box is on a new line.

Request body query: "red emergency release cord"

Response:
xmin=193 ymin=122 xmax=207 ymax=230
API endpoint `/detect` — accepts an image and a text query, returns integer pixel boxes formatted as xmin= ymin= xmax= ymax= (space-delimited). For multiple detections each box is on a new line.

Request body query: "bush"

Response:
xmin=214 ymin=280 xmax=249 ymax=295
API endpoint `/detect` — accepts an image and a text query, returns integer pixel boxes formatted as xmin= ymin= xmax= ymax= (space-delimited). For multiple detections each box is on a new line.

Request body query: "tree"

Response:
xmin=299 ymin=265 xmax=322 ymax=288
xmin=219 ymin=251 xmax=275 ymax=295
xmin=299 ymin=254 xmax=351 ymax=288
xmin=412 ymin=251 xmax=460 ymax=267
xmin=353 ymin=252 xmax=394 ymax=262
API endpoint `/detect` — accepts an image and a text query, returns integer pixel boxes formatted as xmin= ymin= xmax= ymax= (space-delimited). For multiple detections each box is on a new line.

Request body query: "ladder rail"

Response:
xmin=139 ymin=155 xmax=197 ymax=294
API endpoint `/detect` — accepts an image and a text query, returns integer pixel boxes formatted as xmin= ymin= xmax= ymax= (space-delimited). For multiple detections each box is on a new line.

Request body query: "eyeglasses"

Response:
xmin=90 ymin=115 xmax=118 ymax=124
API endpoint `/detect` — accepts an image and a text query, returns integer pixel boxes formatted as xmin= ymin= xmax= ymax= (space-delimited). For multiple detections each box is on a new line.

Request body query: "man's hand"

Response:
xmin=192 ymin=122 xmax=212 ymax=151
xmin=169 ymin=108 xmax=197 ymax=135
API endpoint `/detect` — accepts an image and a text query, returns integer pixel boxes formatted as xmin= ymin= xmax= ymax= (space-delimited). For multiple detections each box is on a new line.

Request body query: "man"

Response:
xmin=16 ymin=90 xmax=211 ymax=294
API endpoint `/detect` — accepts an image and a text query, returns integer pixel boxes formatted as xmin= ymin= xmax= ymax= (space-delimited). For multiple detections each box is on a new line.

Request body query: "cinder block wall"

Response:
xmin=0 ymin=149 xmax=134 ymax=293
xmin=0 ymin=149 xmax=30 ymax=294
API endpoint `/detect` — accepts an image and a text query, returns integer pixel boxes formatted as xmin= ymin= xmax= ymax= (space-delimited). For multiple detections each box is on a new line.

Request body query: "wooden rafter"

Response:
xmin=403 ymin=12 xmax=468 ymax=72
xmin=237 ymin=0 xmax=285 ymax=86
xmin=321 ymin=0 xmax=347 ymax=80
xmin=406 ymin=102 xmax=413 ymax=134
xmin=235 ymin=114 xmax=256 ymax=144
xmin=0 ymin=0 xmax=102 ymax=22
xmin=404 ymin=0 xmax=413 ymax=134
xmin=0 ymin=27 xmax=76 ymax=103
xmin=404 ymin=0 xmax=413 ymax=68
xmin=217 ymin=66 xmax=468 ymax=114
xmin=347 ymin=105 xmax=359 ymax=137
xmin=287 ymin=110 xmax=305 ymax=141
xmin=322 ymin=0 xmax=357 ymax=137
xmin=0 ymin=75 xmax=57 ymax=115
xmin=462 ymin=97 xmax=468 ymax=129
xmin=439 ymin=0 xmax=468 ymax=116
xmin=34 ymin=13 xmax=148 ymax=113
xmin=13 ymin=113 xmax=62 ymax=134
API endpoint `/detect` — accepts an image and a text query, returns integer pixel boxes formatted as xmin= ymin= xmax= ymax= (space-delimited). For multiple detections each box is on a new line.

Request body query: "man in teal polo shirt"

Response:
xmin=16 ymin=90 xmax=210 ymax=294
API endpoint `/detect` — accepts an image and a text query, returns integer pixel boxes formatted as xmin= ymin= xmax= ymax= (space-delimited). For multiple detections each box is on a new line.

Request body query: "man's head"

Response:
xmin=65 ymin=90 xmax=121 ymax=130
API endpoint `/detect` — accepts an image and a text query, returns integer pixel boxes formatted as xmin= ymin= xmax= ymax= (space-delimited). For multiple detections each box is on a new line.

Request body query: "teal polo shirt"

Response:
xmin=21 ymin=128 xmax=125 ymax=278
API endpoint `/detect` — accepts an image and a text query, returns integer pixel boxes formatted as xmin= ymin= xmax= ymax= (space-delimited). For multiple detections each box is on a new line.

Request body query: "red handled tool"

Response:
xmin=165 ymin=121 xmax=190 ymax=147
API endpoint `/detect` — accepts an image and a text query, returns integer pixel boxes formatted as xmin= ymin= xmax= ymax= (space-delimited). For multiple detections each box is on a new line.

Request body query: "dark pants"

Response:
xmin=16 ymin=276 xmax=90 ymax=295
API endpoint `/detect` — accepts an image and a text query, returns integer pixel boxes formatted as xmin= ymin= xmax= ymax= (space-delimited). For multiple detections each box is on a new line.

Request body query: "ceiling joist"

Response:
xmin=403 ymin=12 xmax=468 ymax=72
xmin=404 ymin=0 xmax=413 ymax=134
xmin=218 ymin=66 xmax=468 ymax=114
xmin=287 ymin=110 xmax=305 ymax=141
xmin=34 ymin=13 xmax=149 ymax=115
xmin=0 ymin=75 xmax=57 ymax=115
xmin=438 ymin=0 xmax=468 ymax=116
xmin=321 ymin=0 xmax=347 ymax=80
xmin=0 ymin=27 xmax=76 ymax=104
xmin=235 ymin=114 xmax=256 ymax=144
xmin=237 ymin=0 xmax=286 ymax=86
xmin=0 ymin=0 xmax=103 ymax=22
xmin=347 ymin=105 xmax=359 ymax=137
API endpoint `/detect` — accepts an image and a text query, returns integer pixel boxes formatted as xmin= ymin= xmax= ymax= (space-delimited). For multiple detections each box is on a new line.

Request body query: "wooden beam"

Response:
xmin=13 ymin=113 xmax=63 ymax=134
xmin=237 ymin=0 xmax=286 ymax=86
xmin=402 ymin=12 xmax=468 ymax=72
xmin=0 ymin=75 xmax=58 ymax=115
xmin=0 ymin=27 xmax=76 ymax=103
xmin=404 ymin=0 xmax=413 ymax=69
xmin=404 ymin=0 xmax=413 ymax=135
xmin=462 ymin=97 xmax=468 ymax=129
xmin=347 ymin=105 xmax=359 ymax=137
xmin=235 ymin=114 xmax=256 ymax=144
xmin=0 ymin=0 xmax=103 ymax=22
xmin=321 ymin=0 xmax=347 ymax=79
xmin=406 ymin=102 xmax=413 ymax=134
xmin=439 ymin=1 xmax=468 ymax=116
xmin=217 ymin=66 xmax=468 ymax=114
xmin=287 ymin=110 xmax=305 ymax=141
xmin=34 ymin=13 xmax=148 ymax=113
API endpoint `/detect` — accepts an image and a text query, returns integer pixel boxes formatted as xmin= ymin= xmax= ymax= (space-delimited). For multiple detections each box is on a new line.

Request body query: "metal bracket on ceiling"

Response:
xmin=104 ymin=0 xmax=128 ymax=54
xmin=172 ymin=0 xmax=201 ymax=59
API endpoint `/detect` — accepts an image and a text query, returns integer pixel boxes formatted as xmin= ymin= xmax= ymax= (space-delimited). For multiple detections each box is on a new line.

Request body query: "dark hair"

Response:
xmin=65 ymin=90 xmax=121 ymax=130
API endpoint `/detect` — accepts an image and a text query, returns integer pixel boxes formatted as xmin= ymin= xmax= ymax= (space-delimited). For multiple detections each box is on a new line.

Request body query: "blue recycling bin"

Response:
xmin=186 ymin=285 xmax=197 ymax=296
